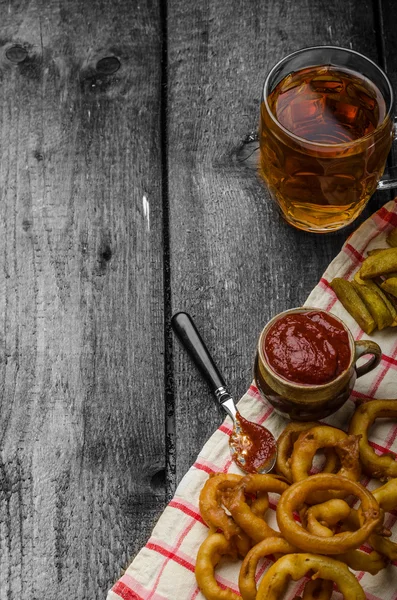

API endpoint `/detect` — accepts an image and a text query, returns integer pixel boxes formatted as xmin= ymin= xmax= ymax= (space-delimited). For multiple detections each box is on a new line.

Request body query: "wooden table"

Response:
xmin=0 ymin=1 xmax=395 ymax=598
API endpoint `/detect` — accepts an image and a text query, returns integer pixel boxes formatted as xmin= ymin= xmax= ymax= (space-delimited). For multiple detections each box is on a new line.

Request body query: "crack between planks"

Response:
xmin=372 ymin=0 xmax=394 ymax=201
xmin=372 ymin=0 xmax=387 ymax=72
xmin=160 ymin=0 xmax=176 ymax=502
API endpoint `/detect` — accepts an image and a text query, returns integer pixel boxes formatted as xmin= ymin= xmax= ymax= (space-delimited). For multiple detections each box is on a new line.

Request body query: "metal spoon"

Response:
xmin=171 ymin=311 xmax=277 ymax=474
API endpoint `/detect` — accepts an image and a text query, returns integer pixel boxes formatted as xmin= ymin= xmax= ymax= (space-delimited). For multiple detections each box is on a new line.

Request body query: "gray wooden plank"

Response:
xmin=377 ymin=0 xmax=397 ymax=85
xmin=0 ymin=1 xmax=164 ymax=598
xmin=167 ymin=0 xmax=386 ymax=482
xmin=377 ymin=0 xmax=397 ymax=177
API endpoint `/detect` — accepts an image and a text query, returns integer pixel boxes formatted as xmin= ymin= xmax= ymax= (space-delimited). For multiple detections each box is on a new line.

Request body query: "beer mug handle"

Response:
xmin=377 ymin=116 xmax=397 ymax=190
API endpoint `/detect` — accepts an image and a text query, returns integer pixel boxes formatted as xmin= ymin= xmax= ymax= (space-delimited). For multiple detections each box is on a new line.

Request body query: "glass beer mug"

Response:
xmin=258 ymin=46 xmax=397 ymax=233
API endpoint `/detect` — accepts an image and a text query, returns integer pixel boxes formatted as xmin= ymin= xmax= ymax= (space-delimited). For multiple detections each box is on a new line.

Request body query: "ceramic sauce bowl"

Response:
xmin=254 ymin=307 xmax=382 ymax=420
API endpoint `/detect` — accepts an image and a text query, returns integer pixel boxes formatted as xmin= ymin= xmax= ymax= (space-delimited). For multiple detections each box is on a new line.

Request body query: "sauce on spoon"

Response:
xmin=229 ymin=412 xmax=277 ymax=473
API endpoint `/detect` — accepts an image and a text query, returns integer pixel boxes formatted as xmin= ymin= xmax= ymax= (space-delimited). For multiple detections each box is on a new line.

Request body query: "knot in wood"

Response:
xmin=100 ymin=245 xmax=112 ymax=262
xmin=6 ymin=45 xmax=28 ymax=64
xmin=96 ymin=56 xmax=121 ymax=75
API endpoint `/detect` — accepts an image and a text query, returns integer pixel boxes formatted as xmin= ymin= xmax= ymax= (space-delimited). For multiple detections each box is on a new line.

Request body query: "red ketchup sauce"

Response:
xmin=230 ymin=412 xmax=277 ymax=473
xmin=264 ymin=311 xmax=351 ymax=385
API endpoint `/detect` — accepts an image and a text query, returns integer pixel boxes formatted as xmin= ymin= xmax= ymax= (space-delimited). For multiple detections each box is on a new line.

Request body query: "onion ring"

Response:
xmin=341 ymin=506 xmax=396 ymax=563
xmin=238 ymin=537 xmax=296 ymax=600
xmin=223 ymin=474 xmax=289 ymax=544
xmin=276 ymin=474 xmax=381 ymax=554
xmin=335 ymin=549 xmax=387 ymax=575
xmin=290 ymin=426 xmax=361 ymax=502
xmin=369 ymin=531 xmax=397 ymax=561
xmin=300 ymin=579 xmax=333 ymax=600
xmin=195 ymin=533 xmax=240 ymax=600
xmin=199 ymin=473 xmax=243 ymax=539
xmin=276 ymin=422 xmax=338 ymax=482
xmin=256 ymin=553 xmax=365 ymax=600
xmin=304 ymin=499 xmax=386 ymax=574
xmin=372 ymin=477 xmax=397 ymax=511
xmin=349 ymin=399 xmax=397 ymax=480
xmin=305 ymin=499 xmax=351 ymax=538
xmin=369 ymin=478 xmax=397 ymax=560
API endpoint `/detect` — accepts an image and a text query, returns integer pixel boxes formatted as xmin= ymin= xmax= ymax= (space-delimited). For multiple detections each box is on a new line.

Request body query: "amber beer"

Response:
xmin=260 ymin=48 xmax=394 ymax=232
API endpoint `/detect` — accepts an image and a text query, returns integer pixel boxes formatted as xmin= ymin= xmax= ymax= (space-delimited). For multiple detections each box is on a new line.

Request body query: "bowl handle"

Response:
xmin=354 ymin=340 xmax=382 ymax=378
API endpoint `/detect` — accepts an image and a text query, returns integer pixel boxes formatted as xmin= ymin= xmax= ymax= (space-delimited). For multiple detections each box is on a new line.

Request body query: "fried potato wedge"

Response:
xmin=352 ymin=279 xmax=394 ymax=330
xmin=367 ymin=248 xmax=387 ymax=256
xmin=386 ymin=227 xmax=397 ymax=247
xmin=360 ymin=247 xmax=397 ymax=279
xmin=374 ymin=282 xmax=397 ymax=322
xmin=330 ymin=278 xmax=376 ymax=334
xmin=355 ymin=272 xmax=397 ymax=322
xmin=381 ymin=276 xmax=397 ymax=298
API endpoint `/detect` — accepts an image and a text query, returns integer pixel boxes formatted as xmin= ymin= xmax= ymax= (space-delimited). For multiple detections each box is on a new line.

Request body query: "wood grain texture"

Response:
xmin=0 ymin=1 xmax=395 ymax=597
xmin=167 ymin=0 xmax=387 ymax=480
xmin=378 ymin=0 xmax=397 ymax=86
xmin=378 ymin=0 xmax=397 ymax=176
xmin=0 ymin=1 xmax=164 ymax=598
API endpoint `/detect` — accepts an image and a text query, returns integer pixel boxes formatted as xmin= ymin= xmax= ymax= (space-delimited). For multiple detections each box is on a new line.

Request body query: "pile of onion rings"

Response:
xmin=195 ymin=399 xmax=397 ymax=600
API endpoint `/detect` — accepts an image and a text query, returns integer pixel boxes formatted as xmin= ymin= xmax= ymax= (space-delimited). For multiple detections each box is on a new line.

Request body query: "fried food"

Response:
xmin=255 ymin=553 xmax=366 ymax=600
xmin=348 ymin=399 xmax=397 ymax=480
xmin=372 ymin=477 xmax=397 ymax=511
xmin=329 ymin=228 xmax=397 ymax=332
xmin=342 ymin=503 xmax=397 ymax=563
xmin=369 ymin=478 xmax=397 ymax=560
xmin=367 ymin=247 xmax=387 ymax=256
xmin=195 ymin=533 xmax=240 ymax=600
xmin=330 ymin=272 xmax=397 ymax=331
xmin=305 ymin=499 xmax=351 ymax=537
xmin=238 ymin=537 xmax=296 ymax=600
xmin=250 ymin=490 xmax=270 ymax=517
xmin=386 ymin=226 xmax=397 ymax=247
xmin=304 ymin=499 xmax=387 ymax=574
xmin=290 ymin=426 xmax=361 ymax=502
xmin=329 ymin=278 xmax=376 ymax=334
xmin=353 ymin=273 xmax=395 ymax=329
xmin=276 ymin=474 xmax=381 ymax=554
xmin=276 ymin=421 xmax=338 ymax=483
xmin=335 ymin=548 xmax=387 ymax=575
xmin=222 ymin=474 xmax=289 ymax=544
xmin=381 ymin=276 xmax=397 ymax=298
xmin=356 ymin=271 xmax=397 ymax=321
xmin=195 ymin=396 xmax=397 ymax=600
xmin=360 ymin=247 xmax=397 ymax=279
xmin=199 ymin=473 xmax=243 ymax=539
xmin=371 ymin=280 xmax=397 ymax=317
xmin=369 ymin=529 xmax=397 ymax=561
xmin=299 ymin=579 xmax=333 ymax=600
